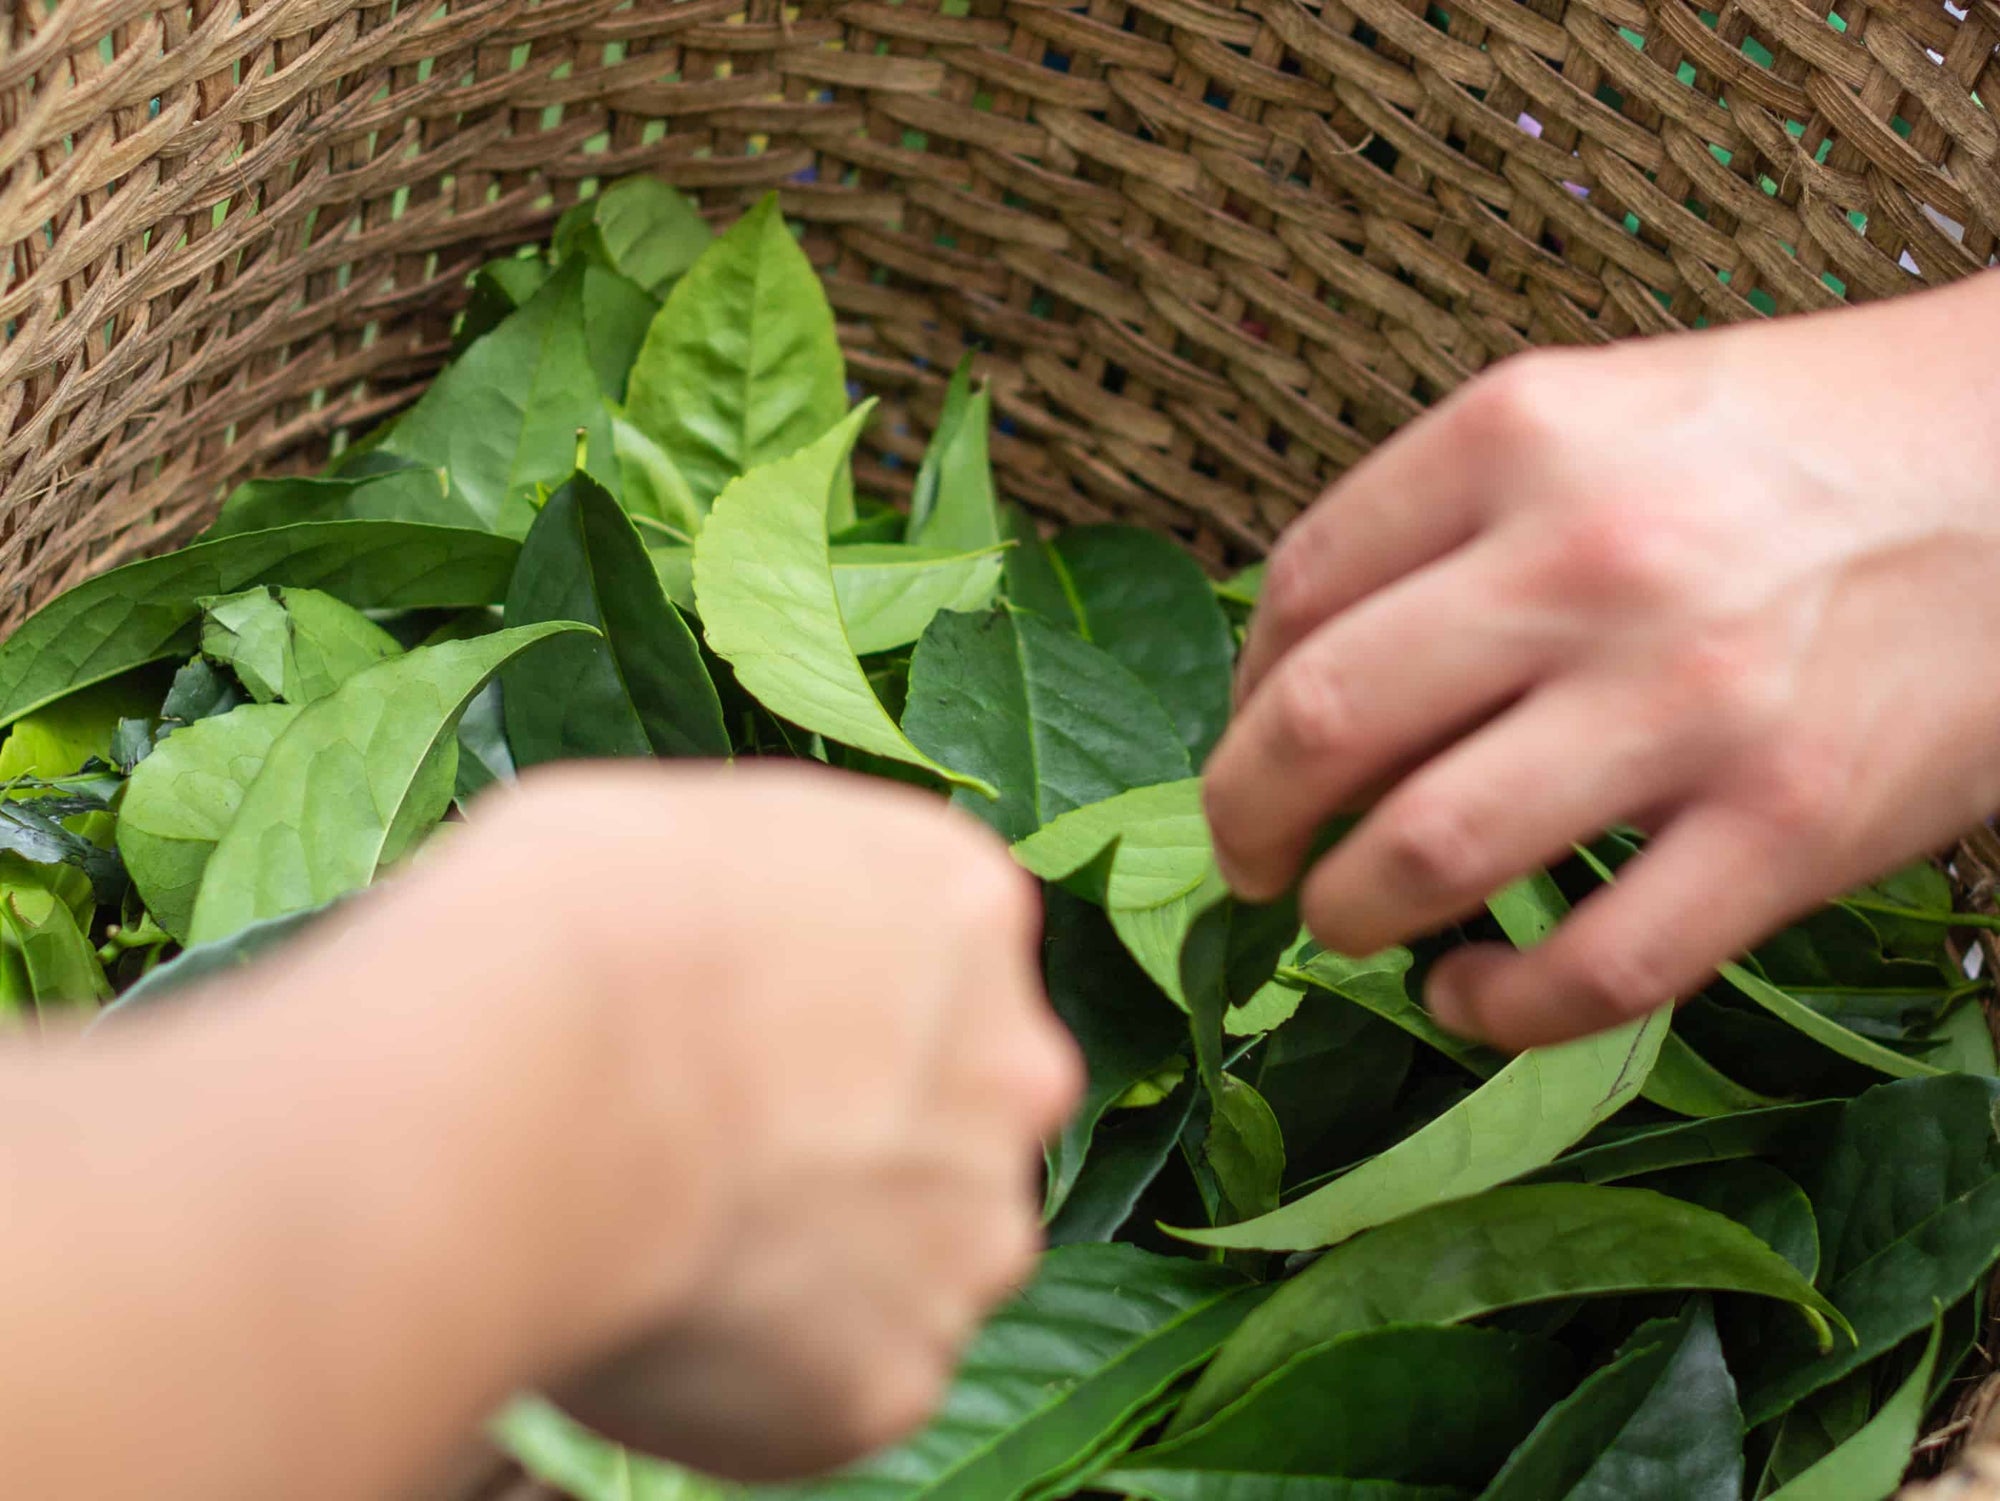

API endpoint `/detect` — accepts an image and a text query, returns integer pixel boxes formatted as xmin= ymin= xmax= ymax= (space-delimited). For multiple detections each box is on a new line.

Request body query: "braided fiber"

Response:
xmin=3 ymin=0 xmax=1997 ymax=614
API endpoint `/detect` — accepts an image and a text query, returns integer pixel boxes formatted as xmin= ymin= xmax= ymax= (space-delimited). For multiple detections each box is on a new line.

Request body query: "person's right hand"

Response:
xmin=442 ymin=764 xmax=1082 ymax=1481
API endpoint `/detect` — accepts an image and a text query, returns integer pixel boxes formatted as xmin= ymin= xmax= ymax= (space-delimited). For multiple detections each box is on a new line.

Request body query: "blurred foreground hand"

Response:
xmin=1205 ymin=273 xmax=2000 ymax=1052
xmin=0 ymin=763 xmax=1078 ymax=1501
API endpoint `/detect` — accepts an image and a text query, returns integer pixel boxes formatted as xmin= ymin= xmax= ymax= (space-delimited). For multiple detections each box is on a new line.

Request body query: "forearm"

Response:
xmin=0 ymin=871 xmax=706 ymax=1501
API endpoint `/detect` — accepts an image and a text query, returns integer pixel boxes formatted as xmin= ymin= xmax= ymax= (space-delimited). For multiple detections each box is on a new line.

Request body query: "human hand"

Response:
xmin=457 ymin=765 xmax=1080 ymax=1480
xmin=1204 ymin=275 xmax=2000 ymax=1053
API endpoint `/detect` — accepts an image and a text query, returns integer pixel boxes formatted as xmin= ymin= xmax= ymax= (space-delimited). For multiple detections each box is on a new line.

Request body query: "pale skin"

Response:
xmin=4 ymin=279 xmax=1994 ymax=1501
xmin=0 ymin=764 xmax=1079 ymax=1501
xmin=1206 ymin=270 xmax=2000 ymax=1053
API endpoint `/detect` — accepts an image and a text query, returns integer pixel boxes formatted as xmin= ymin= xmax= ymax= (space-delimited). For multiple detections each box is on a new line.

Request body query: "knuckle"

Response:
xmin=1561 ymin=939 xmax=1676 ymax=1019
xmin=1454 ymin=351 xmax=1571 ymax=456
xmin=1746 ymin=742 xmax=1846 ymax=840
xmin=1659 ymin=630 xmax=1776 ymax=730
xmin=1259 ymin=527 xmax=1333 ymax=640
xmin=1374 ymin=794 xmax=1491 ymax=899
xmin=849 ymin=1353 xmax=946 ymax=1455
xmin=1267 ymin=662 xmax=1355 ymax=761
xmin=1541 ymin=505 xmax=1690 ymax=607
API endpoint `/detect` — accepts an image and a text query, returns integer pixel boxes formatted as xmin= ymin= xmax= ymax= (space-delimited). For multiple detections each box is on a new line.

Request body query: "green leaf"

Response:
xmin=1528 ymin=1102 xmax=1840 ymax=1186
xmin=382 ymin=261 xmax=622 ymax=535
xmin=1205 ymin=1076 xmax=1286 ymax=1224
xmin=1042 ymin=890 xmax=1188 ymax=1222
xmin=1253 ymin=990 xmax=1413 ymax=1168
xmin=1645 ymin=1034 xmax=1789 ymax=1116
xmin=1634 ymin=1160 xmax=1818 ymax=1279
xmin=832 ymin=545 xmax=1006 ymax=657
xmin=454 ymin=253 xmax=555 ymax=355
xmin=1763 ymin=1319 xmax=1941 ymax=1501
xmin=614 ymin=413 xmax=705 ymax=538
xmin=97 ymin=902 xmax=335 ymax=1023
xmin=0 ymin=672 xmax=163 ymax=781
xmin=1181 ymin=890 xmax=1302 ymax=1095
xmin=1117 ymin=1326 xmax=1572 ymax=1493
xmin=1000 ymin=506 xmax=1071 ymax=622
xmin=581 ymin=267 xmax=663 ymax=407
xmin=495 ymin=1398 xmax=740 ymax=1501
xmin=160 ymin=657 xmax=242 ymax=729
xmin=625 ymin=194 xmax=850 ymax=523
xmin=1103 ymin=1479 xmax=1462 ymax=1501
xmin=118 ymin=703 xmax=302 ymax=943
xmin=187 ymin=624 xmax=589 ymax=942
xmin=1177 ymin=1184 xmax=1846 ymax=1432
xmin=1214 ymin=563 xmax=1266 ymax=609
xmin=2 ymin=887 xmax=110 ymax=1010
xmin=502 ymin=471 xmax=728 ymax=765
xmin=904 ymin=607 xmax=1190 ymax=844
xmin=1171 ymin=1011 xmax=1667 ymax=1251
xmin=761 ymin=1245 xmax=1260 ymax=1501
xmin=1284 ymin=948 xmax=1498 ymax=1078
xmin=200 ymin=465 xmax=478 ymax=538
xmin=1756 ymin=1372 xmax=1873 ymax=1497
xmin=555 ymin=179 xmax=713 ymax=296
xmin=199 ymin=587 xmax=402 ymax=705
xmin=1048 ymin=1080 xmax=1198 ymax=1247
xmin=1481 ymin=1302 xmax=1742 ymax=1501
xmin=1488 ymin=868 xmax=1816 ymax=1114
xmin=908 ymin=358 xmax=1001 ymax=553
xmin=1013 ymin=780 xmax=1211 ymax=911
xmin=693 ymin=408 xmax=988 ymax=793
xmin=0 ymin=521 xmax=521 ymax=729
xmin=1742 ymin=1075 xmax=2000 ymax=1422
xmin=1028 ymin=528 xmax=1236 ymax=763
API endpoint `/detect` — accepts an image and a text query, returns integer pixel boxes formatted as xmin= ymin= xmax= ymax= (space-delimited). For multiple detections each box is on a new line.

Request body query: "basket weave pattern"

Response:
xmin=5 ymin=0 xmax=2000 ymax=620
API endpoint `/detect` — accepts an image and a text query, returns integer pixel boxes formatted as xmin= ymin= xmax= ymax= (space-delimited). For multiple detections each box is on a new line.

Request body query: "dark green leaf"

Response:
xmin=1253 ymin=991 xmax=1413 ymax=1170
xmin=454 ymin=254 xmax=553 ymax=354
xmin=625 ymin=194 xmax=850 ymax=523
xmin=1762 ymin=1319 xmax=1941 ymax=1500
xmin=453 ymin=680 xmax=513 ymax=804
xmin=0 ymin=521 xmax=520 ymax=729
xmin=188 ymin=623 xmax=589 ymax=942
xmin=1047 ymin=1079 xmax=1198 ymax=1247
xmin=200 ymin=464 xmax=478 ymax=538
xmin=1481 ymin=1302 xmax=1742 ymax=1501
xmin=1000 ymin=506 xmax=1071 ymax=622
xmin=1042 ymin=890 xmax=1188 ymax=1221
xmin=1742 ymin=1075 xmax=2000 ymax=1422
xmin=904 ymin=606 xmax=1190 ymax=844
xmin=758 ymin=1245 xmax=1259 ymax=1501
xmin=502 ymin=471 xmax=727 ymax=764
xmin=1528 ymin=1103 xmax=1840 ymax=1186
xmin=0 ymin=798 xmax=125 ymax=902
xmin=117 ymin=703 xmax=301 ymax=942
xmin=1633 ymin=1161 xmax=1818 ymax=1279
xmin=1178 ymin=1184 xmax=1844 ymax=1432
xmin=1120 ymin=1326 xmax=1571 ymax=1492
xmin=580 ymin=267 xmax=662 ymax=407
xmin=1103 ymin=1478 xmax=1461 ymax=1501
xmin=1204 ymin=1076 xmax=1286 ymax=1224
xmin=1031 ymin=528 xmax=1235 ymax=763
xmin=694 ymin=408 xmax=988 ymax=792
xmin=159 ymin=657 xmax=242 ymax=729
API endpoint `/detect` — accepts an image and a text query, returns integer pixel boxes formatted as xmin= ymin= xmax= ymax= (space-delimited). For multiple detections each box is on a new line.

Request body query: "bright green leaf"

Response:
xmin=908 ymin=358 xmax=1001 ymax=553
xmin=199 ymin=587 xmax=402 ymax=705
xmin=188 ymin=624 xmax=589 ymax=942
xmin=693 ymin=408 xmax=988 ymax=793
xmin=625 ymin=194 xmax=850 ymax=523
xmin=555 ymin=178 xmax=713 ymax=296
xmin=1763 ymin=1320 xmax=1941 ymax=1501
xmin=832 ymin=545 xmax=1005 ymax=657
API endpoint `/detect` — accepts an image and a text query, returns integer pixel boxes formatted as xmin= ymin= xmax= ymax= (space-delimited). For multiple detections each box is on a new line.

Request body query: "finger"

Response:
xmin=1236 ymin=394 xmax=1499 ymax=703
xmin=1297 ymin=673 xmax=1696 ymax=955
xmin=1422 ymin=803 xmax=1818 ymax=1052
xmin=1206 ymin=542 xmax=1550 ymax=900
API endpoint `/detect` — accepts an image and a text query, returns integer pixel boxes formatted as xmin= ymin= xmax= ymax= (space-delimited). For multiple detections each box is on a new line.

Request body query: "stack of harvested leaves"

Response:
xmin=0 ymin=182 xmax=1993 ymax=1501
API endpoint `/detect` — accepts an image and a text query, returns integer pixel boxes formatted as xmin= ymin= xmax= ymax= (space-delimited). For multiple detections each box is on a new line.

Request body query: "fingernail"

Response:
xmin=1425 ymin=972 xmax=1483 ymax=1041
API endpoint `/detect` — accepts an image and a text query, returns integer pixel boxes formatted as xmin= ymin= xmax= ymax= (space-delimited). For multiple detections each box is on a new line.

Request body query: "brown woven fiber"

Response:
xmin=5 ymin=0 xmax=2000 ymax=619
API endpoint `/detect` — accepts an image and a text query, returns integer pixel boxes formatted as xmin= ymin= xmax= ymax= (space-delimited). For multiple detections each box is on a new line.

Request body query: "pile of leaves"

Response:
xmin=3 ymin=179 xmax=1999 ymax=1501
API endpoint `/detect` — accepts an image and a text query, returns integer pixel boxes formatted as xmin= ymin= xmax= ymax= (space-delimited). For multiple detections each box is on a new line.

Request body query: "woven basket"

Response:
xmin=6 ymin=0 xmax=2000 ymax=1491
